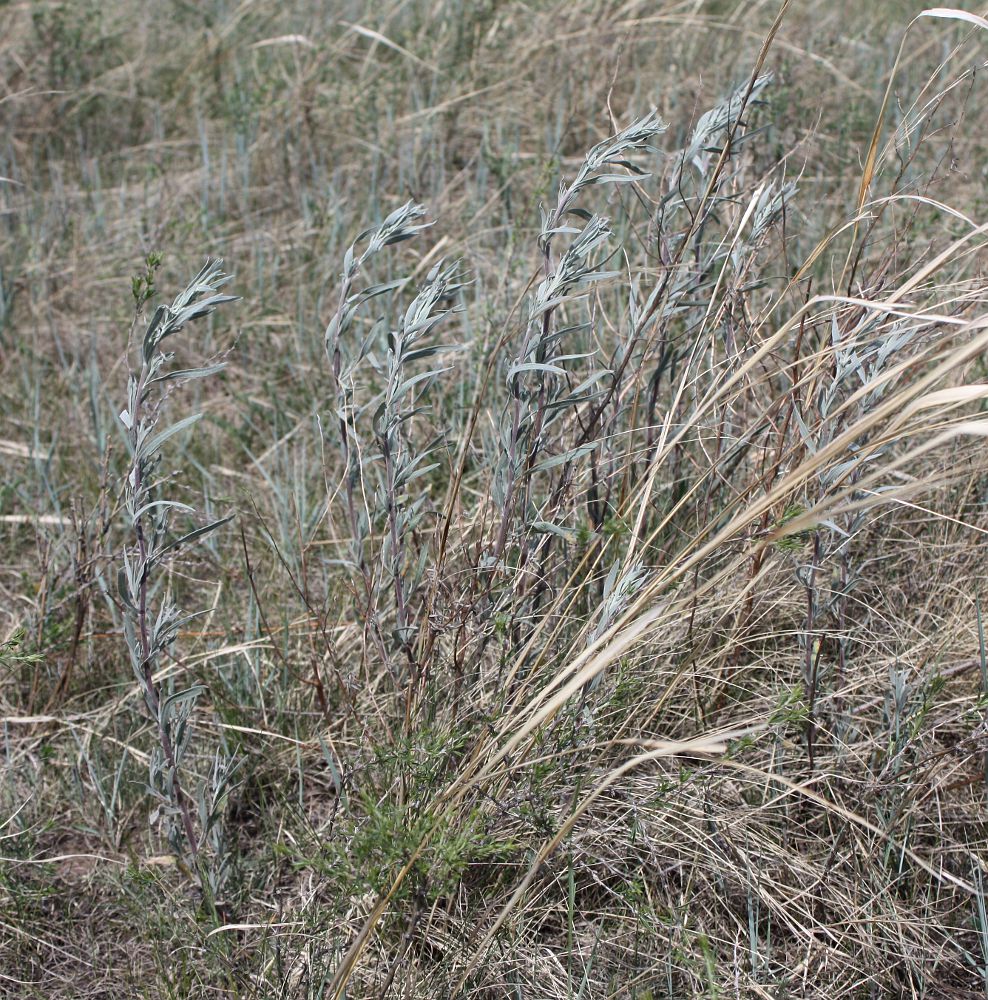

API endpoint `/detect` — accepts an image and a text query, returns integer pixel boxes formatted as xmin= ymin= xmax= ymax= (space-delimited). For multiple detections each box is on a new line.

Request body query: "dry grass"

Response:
xmin=3 ymin=1 xmax=988 ymax=997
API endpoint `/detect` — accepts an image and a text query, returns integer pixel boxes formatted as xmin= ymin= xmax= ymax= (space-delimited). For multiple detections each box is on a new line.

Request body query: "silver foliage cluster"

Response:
xmin=370 ymin=261 xmax=461 ymax=649
xmin=323 ymin=202 xmax=432 ymax=581
xmin=492 ymin=112 xmax=667 ymax=558
xmin=118 ymin=258 xmax=238 ymax=873
xmin=792 ymin=308 xmax=925 ymax=756
xmin=586 ymin=559 xmax=651 ymax=649
xmin=683 ymin=73 xmax=773 ymax=175
xmin=324 ymin=205 xmax=461 ymax=659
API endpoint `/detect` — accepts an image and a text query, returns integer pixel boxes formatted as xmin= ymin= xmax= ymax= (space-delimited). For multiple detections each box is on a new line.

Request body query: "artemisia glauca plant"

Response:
xmin=118 ymin=256 xmax=238 ymax=880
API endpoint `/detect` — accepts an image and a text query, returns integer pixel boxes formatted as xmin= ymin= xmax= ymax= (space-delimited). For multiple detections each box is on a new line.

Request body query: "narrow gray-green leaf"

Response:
xmin=154 ymin=515 xmax=234 ymax=563
xmin=142 ymin=413 xmax=202 ymax=458
xmin=147 ymin=362 xmax=227 ymax=387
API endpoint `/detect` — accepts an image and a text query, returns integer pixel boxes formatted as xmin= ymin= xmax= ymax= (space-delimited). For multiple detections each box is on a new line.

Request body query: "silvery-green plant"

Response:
xmin=118 ymin=255 xmax=237 ymax=867
xmin=581 ymin=559 xmax=650 ymax=708
xmin=792 ymin=313 xmax=923 ymax=765
xmin=635 ymin=74 xmax=777 ymax=439
xmin=478 ymin=91 xmax=770 ymax=658
xmin=680 ymin=73 xmax=773 ymax=180
xmin=323 ymin=202 xmax=432 ymax=606
xmin=586 ymin=559 xmax=650 ymax=650
xmin=491 ymin=112 xmax=667 ymax=564
xmin=368 ymin=260 xmax=461 ymax=654
xmin=321 ymin=204 xmax=465 ymax=675
xmin=495 ymin=84 xmax=781 ymax=566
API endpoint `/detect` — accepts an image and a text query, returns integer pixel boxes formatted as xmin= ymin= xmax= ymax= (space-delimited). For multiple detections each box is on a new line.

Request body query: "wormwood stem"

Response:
xmin=490 ymin=113 xmax=665 ymax=568
xmin=119 ymin=255 xmax=238 ymax=870
xmin=129 ymin=366 xmax=199 ymax=856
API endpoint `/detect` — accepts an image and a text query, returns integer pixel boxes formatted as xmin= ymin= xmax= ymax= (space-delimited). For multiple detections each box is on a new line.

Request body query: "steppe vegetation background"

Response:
xmin=3 ymin=0 xmax=988 ymax=996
